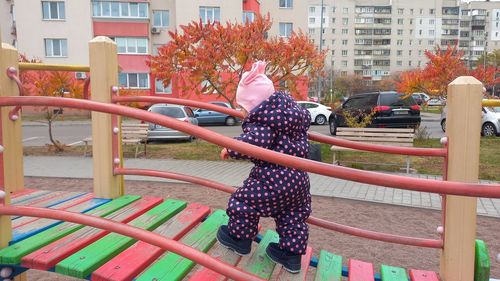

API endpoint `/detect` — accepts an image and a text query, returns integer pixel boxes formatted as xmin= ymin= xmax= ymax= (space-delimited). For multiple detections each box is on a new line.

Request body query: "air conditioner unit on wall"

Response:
xmin=75 ymin=72 xmax=87 ymax=80
xmin=151 ymin=27 xmax=161 ymax=34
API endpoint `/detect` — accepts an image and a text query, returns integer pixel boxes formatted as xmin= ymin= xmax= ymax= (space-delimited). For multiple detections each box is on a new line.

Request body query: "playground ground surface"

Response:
xmin=20 ymin=176 xmax=500 ymax=281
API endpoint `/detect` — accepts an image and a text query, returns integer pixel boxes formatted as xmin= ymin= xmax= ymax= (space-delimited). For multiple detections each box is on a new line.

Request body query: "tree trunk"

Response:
xmin=47 ymin=109 xmax=65 ymax=152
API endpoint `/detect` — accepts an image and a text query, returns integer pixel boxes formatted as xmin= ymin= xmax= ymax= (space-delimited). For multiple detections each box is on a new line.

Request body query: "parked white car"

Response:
xmin=427 ymin=97 xmax=446 ymax=106
xmin=440 ymin=106 xmax=500 ymax=137
xmin=297 ymin=101 xmax=332 ymax=125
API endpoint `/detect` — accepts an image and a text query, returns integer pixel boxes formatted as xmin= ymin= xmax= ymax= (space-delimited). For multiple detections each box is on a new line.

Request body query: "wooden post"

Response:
xmin=89 ymin=36 xmax=123 ymax=199
xmin=440 ymin=76 xmax=482 ymax=281
xmin=0 ymin=42 xmax=23 ymax=248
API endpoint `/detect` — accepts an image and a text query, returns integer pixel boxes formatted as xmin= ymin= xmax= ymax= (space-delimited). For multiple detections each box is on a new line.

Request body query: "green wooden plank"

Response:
xmin=475 ymin=239 xmax=490 ymax=281
xmin=136 ymin=209 xmax=228 ymax=281
xmin=380 ymin=264 xmax=408 ymax=281
xmin=314 ymin=250 xmax=343 ymax=281
xmin=0 ymin=195 xmax=140 ymax=264
xmin=55 ymin=199 xmax=186 ymax=279
xmin=242 ymin=229 xmax=279 ymax=279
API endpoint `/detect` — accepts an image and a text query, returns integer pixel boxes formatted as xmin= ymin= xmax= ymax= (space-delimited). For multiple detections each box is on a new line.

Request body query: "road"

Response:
xmin=22 ymin=115 xmax=444 ymax=147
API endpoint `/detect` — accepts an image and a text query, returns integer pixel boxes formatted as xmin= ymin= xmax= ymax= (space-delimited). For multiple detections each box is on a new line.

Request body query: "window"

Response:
xmin=418 ymin=40 xmax=422 ymax=45
xmin=119 ymin=73 xmax=149 ymax=89
xmin=92 ymin=1 xmax=148 ymax=18
xmin=419 ymin=50 xmax=422 ymax=56
xmin=342 ymin=39 xmax=348 ymax=45
xmin=243 ymin=11 xmax=255 ymax=23
xmin=45 ymin=39 xmax=67 ymax=57
xmin=418 ymin=61 xmax=421 ymax=67
xmin=342 ymin=28 xmax=348 ymax=34
xmin=332 ymin=28 xmax=336 ymax=34
xmin=155 ymin=80 xmax=171 ymax=94
xmin=309 ymin=17 xmax=315 ymax=24
xmin=419 ymin=30 xmax=422 ymax=35
xmin=332 ymin=6 xmax=336 ymax=13
xmin=115 ymin=38 xmax=148 ymax=54
xmin=397 ymin=50 xmax=402 ymax=56
xmin=279 ymin=0 xmax=293 ymax=8
xmin=410 ymin=9 xmax=414 ymax=15
xmin=409 ymin=50 xmax=412 ymax=56
xmin=331 ymin=39 xmax=335 ymax=44
xmin=332 ymin=18 xmax=336 ymax=24
xmin=309 ymin=6 xmax=315 ymax=13
xmin=408 ymin=61 xmax=412 ymax=66
xmin=397 ymin=40 xmax=403 ymax=45
xmin=343 ymin=8 xmax=348 ymax=14
xmin=200 ymin=6 xmax=220 ymax=24
xmin=42 ymin=1 xmax=65 ymax=20
xmin=420 ymin=9 xmax=423 ymax=14
xmin=331 ymin=50 xmax=335 ymax=55
xmin=397 ymin=61 xmax=402 ymax=66
xmin=429 ymin=30 xmax=435 ymax=36
xmin=430 ymin=9 xmax=435 ymax=15
xmin=398 ymin=8 xmax=403 ymax=15
xmin=409 ymin=40 xmax=412 ymax=45
xmin=309 ymin=28 xmax=315 ymax=34
xmin=397 ymin=29 xmax=403 ymax=35
xmin=279 ymin=22 xmax=293 ymax=37
xmin=429 ymin=19 xmax=435 ymax=25
xmin=397 ymin=18 xmax=403 ymax=25
xmin=153 ymin=10 xmax=169 ymax=27
xmin=341 ymin=60 xmax=347 ymax=67
xmin=342 ymin=18 xmax=348 ymax=25
xmin=409 ymin=29 xmax=413 ymax=35
xmin=428 ymin=40 xmax=434 ymax=45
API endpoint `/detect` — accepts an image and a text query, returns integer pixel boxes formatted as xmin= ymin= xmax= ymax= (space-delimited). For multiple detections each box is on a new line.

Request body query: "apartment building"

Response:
xmin=1 ymin=0 xmax=307 ymax=100
xmin=308 ymin=0 xmax=500 ymax=83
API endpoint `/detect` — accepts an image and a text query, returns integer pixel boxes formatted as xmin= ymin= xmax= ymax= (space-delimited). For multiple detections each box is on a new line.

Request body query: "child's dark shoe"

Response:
xmin=216 ymin=225 xmax=252 ymax=256
xmin=265 ymin=242 xmax=301 ymax=273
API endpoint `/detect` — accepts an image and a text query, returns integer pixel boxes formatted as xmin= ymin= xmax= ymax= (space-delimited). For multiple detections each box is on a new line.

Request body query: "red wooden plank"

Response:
xmin=275 ymin=246 xmax=313 ymax=281
xmin=15 ymin=191 xmax=70 ymax=207
xmin=409 ymin=269 xmax=440 ymax=281
xmin=12 ymin=193 xmax=94 ymax=229
xmin=11 ymin=189 xmax=37 ymax=198
xmin=91 ymin=203 xmax=210 ymax=281
xmin=21 ymin=196 xmax=163 ymax=270
xmin=348 ymin=259 xmax=374 ymax=281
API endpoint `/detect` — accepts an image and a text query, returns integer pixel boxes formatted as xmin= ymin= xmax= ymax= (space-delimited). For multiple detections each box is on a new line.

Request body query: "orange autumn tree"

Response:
xmin=20 ymin=55 xmax=84 ymax=151
xmin=149 ymin=14 xmax=325 ymax=106
xmin=396 ymin=45 xmax=499 ymax=97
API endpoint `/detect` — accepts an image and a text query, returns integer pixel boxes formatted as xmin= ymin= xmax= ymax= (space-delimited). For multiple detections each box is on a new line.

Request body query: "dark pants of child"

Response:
xmin=226 ymin=172 xmax=311 ymax=255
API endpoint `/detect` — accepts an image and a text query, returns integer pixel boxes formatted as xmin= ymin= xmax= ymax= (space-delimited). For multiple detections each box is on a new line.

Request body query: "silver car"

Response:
xmin=147 ymin=104 xmax=199 ymax=141
xmin=440 ymin=106 xmax=500 ymax=137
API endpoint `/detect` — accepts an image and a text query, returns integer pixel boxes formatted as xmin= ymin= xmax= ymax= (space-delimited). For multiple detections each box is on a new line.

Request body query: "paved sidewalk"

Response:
xmin=23 ymin=156 xmax=500 ymax=218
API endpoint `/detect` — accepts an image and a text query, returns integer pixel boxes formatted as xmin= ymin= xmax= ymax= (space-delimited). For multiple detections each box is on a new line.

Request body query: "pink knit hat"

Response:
xmin=236 ymin=61 xmax=275 ymax=112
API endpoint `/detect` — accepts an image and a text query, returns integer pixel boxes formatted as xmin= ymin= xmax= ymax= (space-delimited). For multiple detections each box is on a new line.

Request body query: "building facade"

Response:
xmin=308 ymin=0 xmax=500 ymax=83
xmin=1 ymin=0 xmax=308 ymax=101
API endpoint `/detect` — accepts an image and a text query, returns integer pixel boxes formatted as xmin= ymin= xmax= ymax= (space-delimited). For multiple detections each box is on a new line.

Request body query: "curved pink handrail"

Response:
xmin=0 ymin=206 xmax=266 ymax=281
xmin=2 ymin=96 xmax=499 ymax=198
xmin=6 ymin=67 xmax=25 ymax=120
xmin=116 ymin=168 xmax=442 ymax=248
xmin=113 ymin=95 xmax=447 ymax=157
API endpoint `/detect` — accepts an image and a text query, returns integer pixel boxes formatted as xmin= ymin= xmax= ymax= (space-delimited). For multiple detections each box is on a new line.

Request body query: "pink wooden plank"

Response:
xmin=21 ymin=196 xmax=163 ymax=270
xmin=11 ymin=189 xmax=37 ymax=198
xmin=11 ymin=190 xmax=51 ymax=205
xmin=409 ymin=269 xmax=440 ymax=281
xmin=91 ymin=203 xmax=210 ymax=281
xmin=12 ymin=193 xmax=94 ymax=229
xmin=275 ymin=246 xmax=313 ymax=281
xmin=348 ymin=259 xmax=374 ymax=281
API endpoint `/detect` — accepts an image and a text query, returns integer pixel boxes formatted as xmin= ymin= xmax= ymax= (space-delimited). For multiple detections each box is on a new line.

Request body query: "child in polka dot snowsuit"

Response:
xmin=216 ymin=61 xmax=311 ymax=273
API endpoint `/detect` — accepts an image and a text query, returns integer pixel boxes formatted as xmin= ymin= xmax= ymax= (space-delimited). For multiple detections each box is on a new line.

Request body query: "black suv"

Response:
xmin=328 ymin=91 xmax=421 ymax=135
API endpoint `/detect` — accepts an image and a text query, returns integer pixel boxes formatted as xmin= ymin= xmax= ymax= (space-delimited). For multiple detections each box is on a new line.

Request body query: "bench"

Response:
xmin=83 ymin=123 xmax=149 ymax=158
xmin=1 ymin=188 xmax=491 ymax=281
xmin=331 ymin=127 xmax=416 ymax=173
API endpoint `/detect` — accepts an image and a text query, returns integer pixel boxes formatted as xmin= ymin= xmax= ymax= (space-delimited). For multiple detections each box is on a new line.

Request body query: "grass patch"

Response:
xmin=25 ymin=137 xmax=500 ymax=181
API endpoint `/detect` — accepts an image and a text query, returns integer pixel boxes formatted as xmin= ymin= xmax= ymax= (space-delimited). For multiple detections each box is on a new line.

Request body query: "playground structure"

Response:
xmin=0 ymin=35 xmax=500 ymax=281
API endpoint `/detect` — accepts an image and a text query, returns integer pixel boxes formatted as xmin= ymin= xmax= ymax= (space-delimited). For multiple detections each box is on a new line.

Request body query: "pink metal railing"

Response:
xmin=115 ymin=167 xmax=443 ymax=248
xmin=2 ymin=97 xmax=498 ymax=198
xmin=113 ymin=95 xmax=446 ymax=157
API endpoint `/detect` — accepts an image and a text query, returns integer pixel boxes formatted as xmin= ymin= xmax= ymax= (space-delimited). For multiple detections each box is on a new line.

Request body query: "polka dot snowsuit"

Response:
xmin=226 ymin=91 xmax=312 ymax=255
